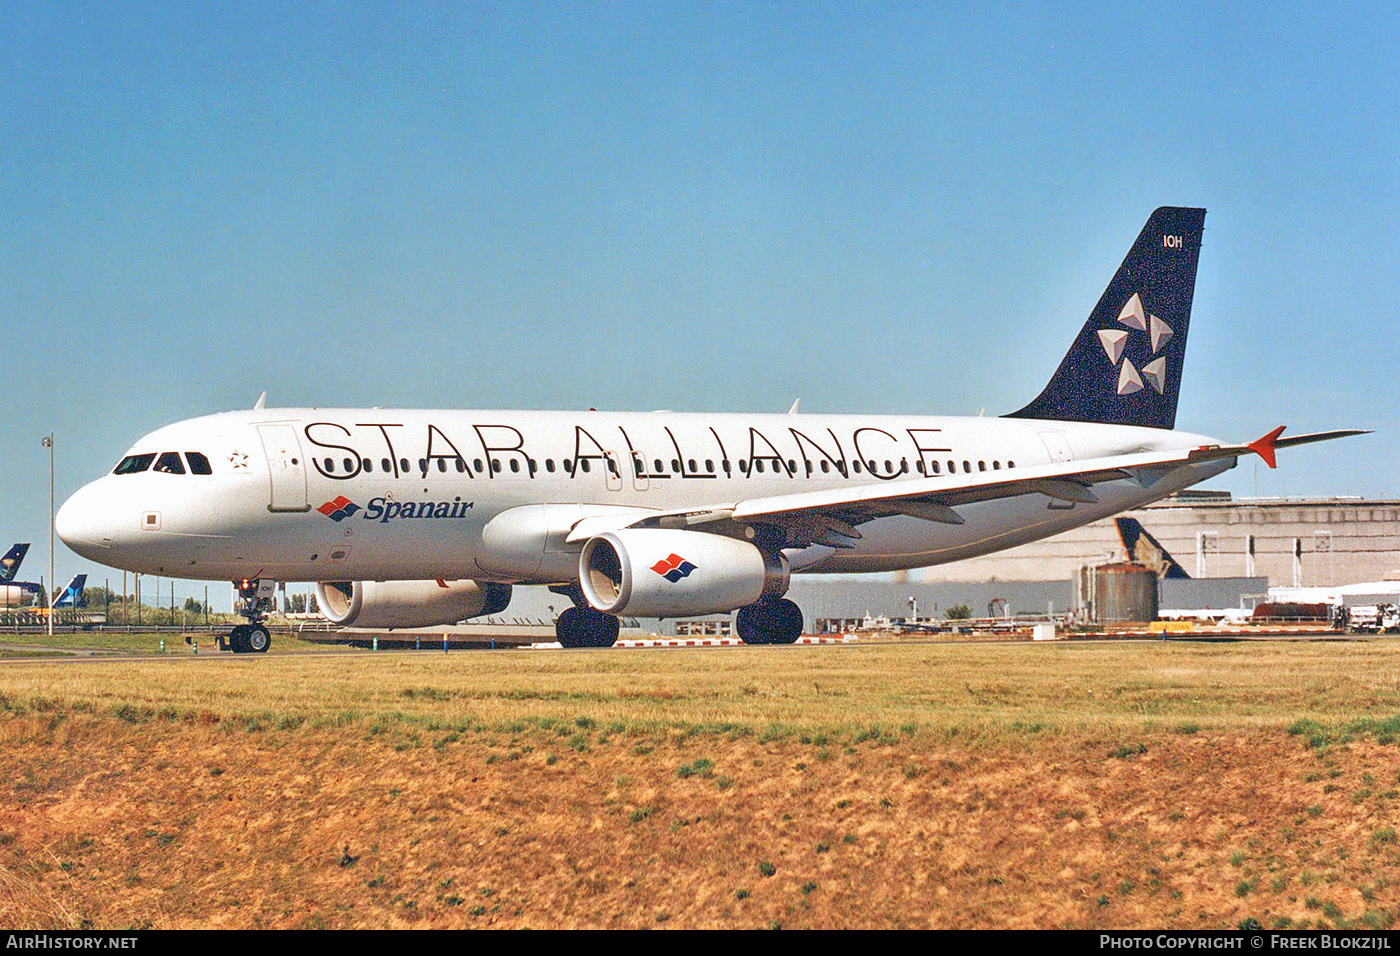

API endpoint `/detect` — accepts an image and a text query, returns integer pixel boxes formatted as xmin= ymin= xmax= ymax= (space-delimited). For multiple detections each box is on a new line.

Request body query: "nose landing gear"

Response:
xmin=217 ymin=578 xmax=274 ymax=654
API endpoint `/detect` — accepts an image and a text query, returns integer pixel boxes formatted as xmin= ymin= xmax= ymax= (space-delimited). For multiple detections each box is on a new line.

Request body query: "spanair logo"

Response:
xmin=651 ymin=553 xmax=697 ymax=583
xmin=315 ymin=495 xmax=473 ymax=523
xmin=1096 ymin=293 xmax=1173 ymax=397
xmin=317 ymin=496 xmax=360 ymax=522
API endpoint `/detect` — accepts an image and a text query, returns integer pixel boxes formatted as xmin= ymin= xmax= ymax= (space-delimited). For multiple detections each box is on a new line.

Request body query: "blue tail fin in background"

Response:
xmin=1007 ymin=207 xmax=1206 ymax=429
xmin=1115 ymin=518 xmax=1191 ymax=579
xmin=0 ymin=544 xmax=30 ymax=584
xmin=51 ymin=574 xmax=86 ymax=609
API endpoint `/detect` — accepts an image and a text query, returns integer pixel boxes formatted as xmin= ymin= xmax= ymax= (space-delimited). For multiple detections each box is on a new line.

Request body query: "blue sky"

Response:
xmin=3 ymin=2 xmax=1397 ymax=600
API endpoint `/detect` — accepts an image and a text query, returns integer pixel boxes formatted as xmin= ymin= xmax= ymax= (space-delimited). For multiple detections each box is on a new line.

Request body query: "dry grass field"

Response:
xmin=2 ymin=637 xmax=1400 ymax=929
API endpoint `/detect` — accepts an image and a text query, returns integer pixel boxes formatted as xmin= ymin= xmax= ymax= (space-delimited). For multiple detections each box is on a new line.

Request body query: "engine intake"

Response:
xmin=315 ymin=579 xmax=512 ymax=629
xmin=579 ymin=529 xmax=788 ymax=618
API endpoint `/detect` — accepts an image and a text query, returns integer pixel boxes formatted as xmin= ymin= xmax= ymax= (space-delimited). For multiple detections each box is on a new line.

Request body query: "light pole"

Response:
xmin=43 ymin=434 xmax=53 ymax=638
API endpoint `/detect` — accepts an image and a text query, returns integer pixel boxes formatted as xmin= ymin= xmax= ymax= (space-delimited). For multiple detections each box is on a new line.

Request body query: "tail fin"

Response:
xmin=51 ymin=574 xmax=86 ymax=609
xmin=1115 ymin=518 xmax=1191 ymax=579
xmin=0 ymin=544 xmax=30 ymax=584
xmin=1007 ymin=206 xmax=1206 ymax=429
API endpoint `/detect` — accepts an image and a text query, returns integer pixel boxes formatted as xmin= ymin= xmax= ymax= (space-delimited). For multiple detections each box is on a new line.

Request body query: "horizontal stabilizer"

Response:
xmin=1246 ymin=427 xmax=1370 ymax=469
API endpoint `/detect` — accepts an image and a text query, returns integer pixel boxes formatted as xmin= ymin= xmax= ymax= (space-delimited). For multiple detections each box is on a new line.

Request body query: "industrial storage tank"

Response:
xmin=1091 ymin=562 xmax=1159 ymax=624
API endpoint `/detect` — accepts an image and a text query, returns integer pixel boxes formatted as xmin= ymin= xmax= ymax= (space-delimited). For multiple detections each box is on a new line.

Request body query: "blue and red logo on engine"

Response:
xmin=317 ymin=496 xmax=360 ymax=522
xmin=650 ymin=553 xmax=697 ymax=583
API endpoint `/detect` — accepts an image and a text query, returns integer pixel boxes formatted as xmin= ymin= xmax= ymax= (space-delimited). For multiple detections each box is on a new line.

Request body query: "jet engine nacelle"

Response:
xmin=315 ymin=579 xmax=513 ymax=629
xmin=579 ymin=529 xmax=789 ymax=618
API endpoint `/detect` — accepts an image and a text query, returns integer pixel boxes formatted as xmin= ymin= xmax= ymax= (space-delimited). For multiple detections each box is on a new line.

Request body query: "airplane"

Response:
xmin=0 ymin=543 xmax=38 ymax=607
xmin=54 ymin=207 xmax=1364 ymax=652
xmin=0 ymin=544 xmax=77 ymax=611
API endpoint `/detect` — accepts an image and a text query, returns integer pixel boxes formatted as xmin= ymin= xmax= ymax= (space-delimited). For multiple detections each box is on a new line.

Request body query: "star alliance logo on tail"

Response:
xmin=317 ymin=496 xmax=360 ymax=522
xmin=650 ymin=553 xmax=697 ymax=583
xmin=1096 ymin=293 xmax=1173 ymax=397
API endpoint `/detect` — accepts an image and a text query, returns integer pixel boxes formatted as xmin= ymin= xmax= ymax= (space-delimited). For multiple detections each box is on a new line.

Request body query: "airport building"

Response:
xmin=914 ymin=492 xmax=1400 ymax=589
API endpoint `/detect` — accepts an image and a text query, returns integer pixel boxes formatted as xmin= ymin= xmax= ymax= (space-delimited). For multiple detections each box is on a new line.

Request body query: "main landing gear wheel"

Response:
xmin=226 ymin=623 xmax=272 ymax=654
xmin=735 ymin=598 xmax=804 ymax=645
xmin=245 ymin=624 xmax=271 ymax=653
xmin=555 ymin=606 xmax=620 ymax=648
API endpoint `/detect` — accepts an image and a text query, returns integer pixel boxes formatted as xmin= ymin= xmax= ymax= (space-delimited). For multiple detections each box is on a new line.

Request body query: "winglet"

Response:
xmin=1247 ymin=426 xmax=1287 ymax=469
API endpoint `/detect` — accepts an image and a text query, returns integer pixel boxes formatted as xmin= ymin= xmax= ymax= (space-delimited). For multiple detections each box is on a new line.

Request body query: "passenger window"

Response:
xmin=154 ymin=452 xmax=185 ymax=474
xmin=546 ymin=459 xmax=556 ymax=473
xmin=185 ymin=452 xmax=213 ymax=475
xmin=115 ymin=453 xmax=155 ymax=475
xmin=382 ymin=458 xmax=392 ymax=473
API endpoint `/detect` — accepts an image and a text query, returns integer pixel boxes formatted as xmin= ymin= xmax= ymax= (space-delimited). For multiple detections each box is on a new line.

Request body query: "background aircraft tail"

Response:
xmin=1006 ymin=206 xmax=1206 ymax=429
xmin=1115 ymin=517 xmax=1190 ymax=579
xmin=0 ymin=544 xmax=30 ymax=583
xmin=51 ymin=574 xmax=86 ymax=609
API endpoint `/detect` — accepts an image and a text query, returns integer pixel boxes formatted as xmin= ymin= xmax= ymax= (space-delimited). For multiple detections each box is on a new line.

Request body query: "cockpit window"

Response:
xmin=186 ymin=452 xmax=213 ymax=475
xmin=153 ymin=451 xmax=186 ymax=474
xmin=113 ymin=453 xmax=155 ymax=475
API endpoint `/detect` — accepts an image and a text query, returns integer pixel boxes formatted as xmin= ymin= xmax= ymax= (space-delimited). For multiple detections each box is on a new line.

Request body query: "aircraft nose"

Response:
xmin=55 ymin=483 xmax=115 ymax=557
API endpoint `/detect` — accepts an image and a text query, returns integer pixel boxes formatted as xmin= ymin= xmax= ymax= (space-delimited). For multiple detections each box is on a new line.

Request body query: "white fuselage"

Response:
xmin=56 ymin=408 xmax=1233 ymax=584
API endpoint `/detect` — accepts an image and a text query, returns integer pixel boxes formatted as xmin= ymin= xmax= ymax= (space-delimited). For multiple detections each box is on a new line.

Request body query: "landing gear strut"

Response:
xmin=549 ymin=584 xmax=620 ymax=648
xmin=218 ymin=578 xmax=273 ymax=654
xmin=735 ymin=597 xmax=804 ymax=645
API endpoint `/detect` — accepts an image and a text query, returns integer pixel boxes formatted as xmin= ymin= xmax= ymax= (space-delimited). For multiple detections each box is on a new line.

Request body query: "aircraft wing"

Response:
xmin=565 ymin=427 xmax=1366 ymax=549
